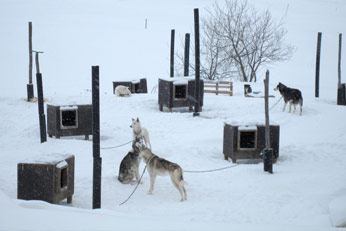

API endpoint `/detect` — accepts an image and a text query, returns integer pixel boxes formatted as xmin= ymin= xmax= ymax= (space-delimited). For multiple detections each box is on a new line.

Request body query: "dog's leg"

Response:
xmin=148 ymin=172 xmax=156 ymax=195
xmin=299 ymin=102 xmax=303 ymax=116
xmin=134 ymin=166 xmax=141 ymax=184
xmin=170 ymin=170 xmax=185 ymax=201
xmin=293 ymin=104 xmax=296 ymax=113
xmin=288 ymin=101 xmax=292 ymax=113
xmin=282 ymin=102 xmax=287 ymax=112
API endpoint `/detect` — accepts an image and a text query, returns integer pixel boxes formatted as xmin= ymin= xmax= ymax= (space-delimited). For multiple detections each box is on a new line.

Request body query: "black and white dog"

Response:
xmin=274 ymin=82 xmax=303 ymax=115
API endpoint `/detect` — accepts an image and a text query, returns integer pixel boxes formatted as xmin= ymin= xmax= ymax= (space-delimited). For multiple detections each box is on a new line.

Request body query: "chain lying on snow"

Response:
xmin=119 ymin=155 xmax=155 ymax=206
xmin=269 ymin=96 xmax=283 ymax=111
xmin=184 ymin=164 xmax=239 ymax=173
xmin=100 ymin=140 xmax=132 ymax=150
xmin=119 ymin=165 xmax=148 ymax=206
xmin=119 ymin=162 xmax=239 ymax=205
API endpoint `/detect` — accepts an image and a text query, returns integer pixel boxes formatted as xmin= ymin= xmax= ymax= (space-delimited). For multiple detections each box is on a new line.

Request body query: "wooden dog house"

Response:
xmin=158 ymin=77 xmax=204 ymax=112
xmin=47 ymin=104 xmax=92 ymax=140
xmin=17 ymin=154 xmax=75 ymax=204
xmin=223 ymin=123 xmax=280 ymax=163
xmin=112 ymin=78 xmax=148 ymax=94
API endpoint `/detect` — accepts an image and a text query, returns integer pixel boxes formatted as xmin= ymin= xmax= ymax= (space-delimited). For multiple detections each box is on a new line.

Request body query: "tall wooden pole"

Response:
xmin=338 ymin=33 xmax=342 ymax=87
xmin=184 ymin=33 xmax=190 ymax=77
xmin=27 ymin=22 xmax=34 ymax=101
xmin=170 ymin=29 xmax=175 ymax=78
xmin=92 ymin=66 xmax=101 ymax=209
xmin=264 ymin=70 xmax=270 ymax=149
xmin=315 ymin=32 xmax=322 ymax=98
xmin=263 ymin=70 xmax=273 ymax=173
xmin=36 ymin=73 xmax=47 ymax=143
xmin=193 ymin=8 xmax=201 ymax=116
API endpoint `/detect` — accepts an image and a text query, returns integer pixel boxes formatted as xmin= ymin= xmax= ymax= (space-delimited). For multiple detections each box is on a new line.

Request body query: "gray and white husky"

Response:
xmin=118 ymin=139 xmax=141 ymax=184
xmin=130 ymin=118 xmax=152 ymax=150
xmin=137 ymin=144 xmax=187 ymax=202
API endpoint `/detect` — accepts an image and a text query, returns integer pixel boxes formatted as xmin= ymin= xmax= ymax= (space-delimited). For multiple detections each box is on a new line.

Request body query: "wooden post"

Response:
xmin=264 ymin=70 xmax=273 ymax=173
xmin=170 ymin=29 xmax=175 ymax=78
xmin=315 ymin=32 xmax=322 ymax=98
xmin=27 ymin=22 xmax=34 ymax=101
xmin=92 ymin=66 xmax=101 ymax=209
xmin=35 ymin=52 xmax=40 ymax=74
xmin=36 ymin=73 xmax=47 ymax=143
xmin=193 ymin=8 xmax=201 ymax=116
xmin=184 ymin=33 xmax=190 ymax=77
xmin=338 ymin=33 xmax=342 ymax=87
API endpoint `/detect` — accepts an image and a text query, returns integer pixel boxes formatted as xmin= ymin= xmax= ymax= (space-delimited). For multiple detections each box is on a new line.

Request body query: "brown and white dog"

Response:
xmin=274 ymin=82 xmax=303 ymax=115
xmin=137 ymin=143 xmax=187 ymax=202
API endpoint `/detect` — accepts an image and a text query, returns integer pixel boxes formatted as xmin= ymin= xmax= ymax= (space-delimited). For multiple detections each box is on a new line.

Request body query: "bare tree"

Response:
xmin=176 ymin=0 xmax=293 ymax=82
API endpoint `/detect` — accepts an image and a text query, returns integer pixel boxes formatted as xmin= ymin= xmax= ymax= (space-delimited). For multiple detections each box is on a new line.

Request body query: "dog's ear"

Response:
xmin=136 ymin=117 xmax=140 ymax=122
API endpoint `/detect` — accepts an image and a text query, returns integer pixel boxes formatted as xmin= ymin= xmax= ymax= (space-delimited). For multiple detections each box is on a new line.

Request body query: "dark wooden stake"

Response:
xmin=263 ymin=70 xmax=273 ymax=173
xmin=315 ymin=32 xmax=322 ymax=98
xmin=27 ymin=22 xmax=34 ymax=101
xmin=36 ymin=73 xmax=47 ymax=143
xmin=35 ymin=52 xmax=40 ymax=74
xmin=170 ymin=29 xmax=175 ymax=78
xmin=92 ymin=66 xmax=101 ymax=209
xmin=193 ymin=8 xmax=201 ymax=116
xmin=184 ymin=33 xmax=190 ymax=77
xmin=338 ymin=33 xmax=342 ymax=87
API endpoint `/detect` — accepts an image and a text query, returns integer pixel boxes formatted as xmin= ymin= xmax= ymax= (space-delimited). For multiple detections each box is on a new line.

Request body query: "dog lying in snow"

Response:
xmin=130 ymin=118 xmax=151 ymax=150
xmin=115 ymin=85 xmax=131 ymax=97
xmin=274 ymin=82 xmax=303 ymax=115
xmin=136 ymin=142 xmax=187 ymax=202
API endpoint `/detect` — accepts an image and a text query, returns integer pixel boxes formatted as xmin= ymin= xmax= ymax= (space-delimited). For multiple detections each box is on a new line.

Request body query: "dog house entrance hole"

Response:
xmin=60 ymin=167 xmax=68 ymax=189
xmin=238 ymin=127 xmax=257 ymax=150
xmin=60 ymin=106 xmax=78 ymax=129
xmin=174 ymin=84 xmax=187 ymax=100
xmin=133 ymin=83 xmax=140 ymax=93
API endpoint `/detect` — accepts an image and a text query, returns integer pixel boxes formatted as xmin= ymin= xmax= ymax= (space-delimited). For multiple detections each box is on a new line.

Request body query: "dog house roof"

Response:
xmin=19 ymin=153 xmax=74 ymax=165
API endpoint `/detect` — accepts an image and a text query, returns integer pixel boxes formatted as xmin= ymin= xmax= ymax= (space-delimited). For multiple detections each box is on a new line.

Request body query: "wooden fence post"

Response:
xmin=170 ymin=29 xmax=175 ymax=78
xmin=184 ymin=33 xmax=190 ymax=77
xmin=36 ymin=73 xmax=47 ymax=143
xmin=27 ymin=22 xmax=34 ymax=101
xmin=315 ymin=32 xmax=322 ymax=98
xmin=92 ymin=66 xmax=101 ymax=209
xmin=193 ymin=8 xmax=201 ymax=116
xmin=264 ymin=70 xmax=273 ymax=173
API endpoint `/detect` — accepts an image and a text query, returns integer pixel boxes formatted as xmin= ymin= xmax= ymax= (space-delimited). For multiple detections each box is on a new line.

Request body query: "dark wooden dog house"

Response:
xmin=112 ymin=78 xmax=148 ymax=94
xmin=223 ymin=123 xmax=280 ymax=163
xmin=47 ymin=104 xmax=92 ymax=139
xmin=158 ymin=77 xmax=204 ymax=112
xmin=18 ymin=154 xmax=75 ymax=204
xmin=337 ymin=83 xmax=346 ymax=105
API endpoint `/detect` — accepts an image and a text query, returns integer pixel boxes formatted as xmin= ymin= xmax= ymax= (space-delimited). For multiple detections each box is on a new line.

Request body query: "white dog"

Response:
xmin=130 ymin=118 xmax=151 ymax=150
xmin=115 ymin=85 xmax=131 ymax=97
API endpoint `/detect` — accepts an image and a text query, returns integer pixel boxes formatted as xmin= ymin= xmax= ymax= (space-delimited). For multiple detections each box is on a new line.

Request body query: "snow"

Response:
xmin=1 ymin=0 xmax=346 ymax=230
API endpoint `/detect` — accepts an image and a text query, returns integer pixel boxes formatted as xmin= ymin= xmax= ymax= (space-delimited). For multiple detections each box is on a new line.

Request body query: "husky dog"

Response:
xmin=115 ymin=85 xmax=131 ymax=97
xmin=137 ymin=145 xmax=187 ymax=202
xmin=274 ymin=82 xmax=303 ymax=115
xmin=118 ymin=139 xmax=141 ymax=184
xmin=130 ymin=118 xmax=151 ymax=150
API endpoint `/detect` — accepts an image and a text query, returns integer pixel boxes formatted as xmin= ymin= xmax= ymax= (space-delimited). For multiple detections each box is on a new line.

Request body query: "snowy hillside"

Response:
xmin=1 ymin=0 xmax=346 ymax=230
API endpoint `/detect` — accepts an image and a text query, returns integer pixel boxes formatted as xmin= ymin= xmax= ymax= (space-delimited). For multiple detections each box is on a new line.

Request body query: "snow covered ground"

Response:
xmin=1 ymin=0 xmax=346 ymax=230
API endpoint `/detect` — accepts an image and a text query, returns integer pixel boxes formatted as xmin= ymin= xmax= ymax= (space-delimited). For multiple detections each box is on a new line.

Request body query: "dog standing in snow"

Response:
xmin=130 ymin=118 xmax=151 ymax=150
xmin=274 ymin=82 xmax=303 ymax=115
xmin=136 ymin=143 xmax=187 ymax=201
xmin=115 ymin=85 xmax=131 ymax=97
